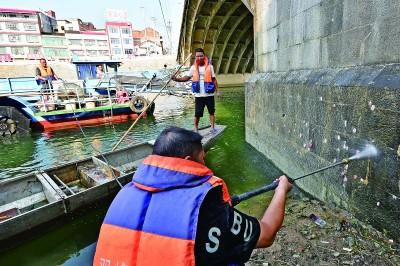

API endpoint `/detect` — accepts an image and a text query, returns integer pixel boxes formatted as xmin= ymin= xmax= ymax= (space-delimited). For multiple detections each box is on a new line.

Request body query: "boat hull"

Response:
xmin=0 ymin=125 xmax=226 ymax=244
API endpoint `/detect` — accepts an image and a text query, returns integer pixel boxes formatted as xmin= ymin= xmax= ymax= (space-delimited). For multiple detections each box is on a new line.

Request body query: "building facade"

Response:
xmin=133 ymin=27 xmax=162 ymax=56
xmin=41 ymin=34 xmax=69 ymax=61
xmin=65 ymin=30 xmax=110 ymax=60
xmin=0 ymin=8 xmax=42 ymax=61
xmin=106 ymin=21 xmax=134 ymax=59
xmin=57 ymin=18 xmax=96 ymax=33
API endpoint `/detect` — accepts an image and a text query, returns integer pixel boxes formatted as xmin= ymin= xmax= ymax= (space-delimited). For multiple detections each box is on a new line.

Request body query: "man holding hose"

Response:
xmin=94 ymin=127 xmax=292 ymax=265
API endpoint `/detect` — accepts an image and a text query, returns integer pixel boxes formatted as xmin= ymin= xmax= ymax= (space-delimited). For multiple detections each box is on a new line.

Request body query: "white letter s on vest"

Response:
xmin=206 ymin=227 xmax=221 ymax=253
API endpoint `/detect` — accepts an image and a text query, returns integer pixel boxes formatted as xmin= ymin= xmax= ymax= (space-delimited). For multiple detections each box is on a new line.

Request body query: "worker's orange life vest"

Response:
xmin=93 ymin=155 xmax=231 ymax=266
xmin=192 ymin=56 xmax=215 ymax=93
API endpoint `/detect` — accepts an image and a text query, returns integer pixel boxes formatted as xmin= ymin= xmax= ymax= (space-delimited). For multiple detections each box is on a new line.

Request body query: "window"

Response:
xmin=6 ymin=23 xmax=19 ymax=31
xmin=108 ymin=27 xmax=118 ymax=34
xmin=26 ymin=35 xmax=40 ymax=43
xmin=112 ymin=48 xmax=121 ymax=54
xmin=8 ymin=35 xmax=20 ymax=42
xmin=84 ymin=39 xmax=96 ymax=46
xmin=28 ymin=47 xmax=41 ymax=54
xmin=99 ymin=50 xmax=109 ymax=55
xmin=97 ymin=40 xmax=108 ymax=46
xmin=69 ymin=39 xmax=82 ymax=46
xmin=124 ymin=49 xmax=133 ymax=54
xmin=68 ymin=27 xmax=74 ymax=31
xmin=71 ymin=50 xmax=84 ymax=56
xmin=121 ymin=28 xmax=131 ymax=35
xmin=110 ymin=38 xmax=120 ymax=45
xmin=11 ymin=47 xmax=25 ymax=55
xmin=87 ymin=50 xmax=97 ymax=56
xmin=123 ymin=38 xmax=132 ymax=45
xmin=23 ymin=23 xmax=37 ymax=31
xmin=0 ymin=47 xmax=7 ymax=53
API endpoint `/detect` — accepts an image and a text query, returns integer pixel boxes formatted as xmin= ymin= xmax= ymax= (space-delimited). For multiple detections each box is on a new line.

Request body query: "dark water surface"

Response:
xmin=0 ymin=87 xmax=283 ymax=265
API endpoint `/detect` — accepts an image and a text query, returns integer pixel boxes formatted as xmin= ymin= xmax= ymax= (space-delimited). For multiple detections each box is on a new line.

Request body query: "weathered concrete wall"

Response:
xmin=246 ymin=0 xmax=400 ymax=240
xmin=255 ymin=0 xmax=400 ymax=72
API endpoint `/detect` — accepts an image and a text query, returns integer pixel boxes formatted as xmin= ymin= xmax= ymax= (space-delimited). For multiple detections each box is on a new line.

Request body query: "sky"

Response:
xmin=0 ymin=0 xmax=184 ymax=52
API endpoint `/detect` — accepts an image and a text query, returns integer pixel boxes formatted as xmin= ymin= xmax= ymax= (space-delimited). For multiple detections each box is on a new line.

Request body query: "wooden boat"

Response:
xmin=0 ymin=125 xmax=225 ymax=242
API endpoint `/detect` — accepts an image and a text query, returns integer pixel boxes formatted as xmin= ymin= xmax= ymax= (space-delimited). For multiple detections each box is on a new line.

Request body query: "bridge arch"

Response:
xmin=177 ymin=0 xmax=254 ymax=75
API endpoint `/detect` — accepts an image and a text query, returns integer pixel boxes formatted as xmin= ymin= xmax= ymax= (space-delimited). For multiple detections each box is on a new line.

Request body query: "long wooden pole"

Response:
xmin=111 ymin=54 xmax=192 ymax=151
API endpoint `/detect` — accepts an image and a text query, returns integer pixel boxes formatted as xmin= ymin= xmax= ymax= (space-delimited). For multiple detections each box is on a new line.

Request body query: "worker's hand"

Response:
xmin=275 ymin=175 xmax=292 ymax=193
xmin=216 ymin=91 xmax=221 ymax=97
xmin=171 ymin=75 xmax=177 ymax=81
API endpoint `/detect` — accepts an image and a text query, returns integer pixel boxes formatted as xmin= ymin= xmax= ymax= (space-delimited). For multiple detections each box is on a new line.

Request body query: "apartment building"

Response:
xmin=106 ymin=21 xmax=134 ymax=59
xmin=57 ymin=18 xmax=95 ymax=33
xmin=133 ymin=27 xmax=162 ymax=56
xmin=41 ymin=34 xmax=69 ymax=61
xmin=65 ymin=30 xmax=110 ymax=60
xmin=0 ymin=8 xmax=42 ymax=61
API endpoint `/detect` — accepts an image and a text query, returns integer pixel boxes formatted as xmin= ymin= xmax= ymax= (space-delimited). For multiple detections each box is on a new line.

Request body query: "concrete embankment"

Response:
xmin=0 ymin=55 xmax=177 ymax=80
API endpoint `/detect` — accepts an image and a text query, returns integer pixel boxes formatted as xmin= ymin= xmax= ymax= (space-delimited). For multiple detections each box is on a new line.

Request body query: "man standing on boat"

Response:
xmin=35 ymin=58 xmax=59 ymax=101
xmin=172 ymin=48 xmax=219 ymax=132
xmin=93 ymin=127 xmax=292 ymax=266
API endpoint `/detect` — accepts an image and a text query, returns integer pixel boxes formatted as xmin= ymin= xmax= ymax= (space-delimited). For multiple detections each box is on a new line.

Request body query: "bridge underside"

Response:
xmin=178 ymin=0 xmax=254 ymax=75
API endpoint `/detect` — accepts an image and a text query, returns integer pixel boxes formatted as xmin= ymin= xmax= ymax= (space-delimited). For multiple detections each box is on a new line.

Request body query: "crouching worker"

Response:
xmin=93 ymin=127 xmax=292 ymax=266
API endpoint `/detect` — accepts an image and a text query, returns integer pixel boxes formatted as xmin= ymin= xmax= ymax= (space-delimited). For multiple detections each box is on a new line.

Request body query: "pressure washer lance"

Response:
xmin=231 ymin=144 xmax=379 ymax=206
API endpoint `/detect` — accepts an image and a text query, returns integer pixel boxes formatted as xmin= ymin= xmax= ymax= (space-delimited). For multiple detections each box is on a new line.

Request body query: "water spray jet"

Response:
xmin=231 ymin=144 xmax=380 ymax=206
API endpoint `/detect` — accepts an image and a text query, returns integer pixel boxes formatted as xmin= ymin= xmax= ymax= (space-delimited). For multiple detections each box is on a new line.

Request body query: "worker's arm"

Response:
xmin=172 ymin=75 xmax=191 ymax=82
xmin=256 ymin=175 xmax=292 ymax=248
xmin=36 ymin=68 xmax=46 ymax=80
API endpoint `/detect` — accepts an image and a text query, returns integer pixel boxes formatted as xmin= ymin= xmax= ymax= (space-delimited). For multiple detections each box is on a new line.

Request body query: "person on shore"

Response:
xmin=172 ymin=48 xmax=219 ymax=132
xmin=35 ymin=58 xmax=58 ymax=101
xmin=93 ymin=126 xmax=292 ymax=266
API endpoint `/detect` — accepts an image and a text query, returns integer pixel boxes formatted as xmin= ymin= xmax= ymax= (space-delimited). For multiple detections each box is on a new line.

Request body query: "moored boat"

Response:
xmin=0 ymin=125 xmax=225 ymax=243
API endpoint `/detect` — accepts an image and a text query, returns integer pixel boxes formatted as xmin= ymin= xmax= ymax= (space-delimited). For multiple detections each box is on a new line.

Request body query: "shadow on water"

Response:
xmin=0 ymin=87 xmax=284 ymax=265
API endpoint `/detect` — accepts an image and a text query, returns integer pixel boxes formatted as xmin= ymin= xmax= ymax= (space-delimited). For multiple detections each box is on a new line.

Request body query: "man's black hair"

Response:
xmin=153 ymin=127 xmax=203 ymax=159
xmin=194 ymin=47 xmax=204 ymax=54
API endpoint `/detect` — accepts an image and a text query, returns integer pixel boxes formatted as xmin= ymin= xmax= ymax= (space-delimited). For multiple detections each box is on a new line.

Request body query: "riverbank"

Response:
xmin=247 ymin=195 xmax=399 ymax=265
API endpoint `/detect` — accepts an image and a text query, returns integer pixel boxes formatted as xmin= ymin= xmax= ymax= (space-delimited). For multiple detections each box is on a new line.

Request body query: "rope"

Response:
xmin=63 ymin=82 xmax=124 ymax=188
xmin=111 ymin=54 xmax=192 ymax=152
xmin=158 ymin=0 xmax=171 ymax=48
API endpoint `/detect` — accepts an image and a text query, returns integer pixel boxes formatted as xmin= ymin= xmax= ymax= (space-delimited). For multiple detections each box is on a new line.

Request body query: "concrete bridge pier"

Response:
xmin=178 ymin=0 xmax=400 ymax=240
xmin=246 ymin=0 xmax=400 ymax=241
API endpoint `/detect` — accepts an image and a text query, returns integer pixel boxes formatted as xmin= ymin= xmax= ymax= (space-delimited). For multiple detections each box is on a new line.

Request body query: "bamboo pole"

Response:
xmin=111 ymin=54 xmax=192 ymax=152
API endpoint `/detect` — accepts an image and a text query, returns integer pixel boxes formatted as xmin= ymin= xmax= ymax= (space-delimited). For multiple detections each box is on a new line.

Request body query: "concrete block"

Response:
xmin=276 ymin=0 xmax=291 ymax=23
xmin=325 ymin=33 xmax=343 ymax=68
xmin=340 ymin=25 xmax=372 ymax=66
xmin=364 ymin=16 xmax=400 ymax=65
xmin=290 ymin=0 xmax=302 ymax=17
xmin=277 ymin=47 xmax=292 ymax=71
xmin=264 ymin=27 xmax=278 ymax=53
xmin=265 ymin=51 xmax=278 ymax=71
xmin=343 ymin=0 xmax=377 ymax=30
xmin=320 ymin=0 xmax=344 ymax=37
xmin=265 ymin=0 xmax=278 ymax=29
xmin=290 ymin=13 xmax=305 ymax=45
xmin=303 ymin=39 xmax=321 ymax=69
xmin=278 ymin=19 xmax=291 ymax=49
xmin=304 ymin=5 xmax=322 ymax=41
xmin=290 ymin=44 xmax=303 ymax=69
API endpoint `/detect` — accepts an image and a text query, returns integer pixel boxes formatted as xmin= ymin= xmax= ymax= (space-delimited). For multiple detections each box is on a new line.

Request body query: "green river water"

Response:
xmin=0 ymin=87 xmax=284 ymax=265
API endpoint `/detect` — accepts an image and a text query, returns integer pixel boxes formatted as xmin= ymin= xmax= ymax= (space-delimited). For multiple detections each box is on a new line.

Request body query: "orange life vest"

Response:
xmin=192 ymin=56 xmax=215 ymax=93
xmin=93 ymin=155 xmax=231 ymax=266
